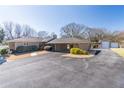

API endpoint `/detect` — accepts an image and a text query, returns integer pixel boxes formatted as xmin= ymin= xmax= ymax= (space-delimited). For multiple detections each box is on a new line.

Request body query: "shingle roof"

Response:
xmin=42 ymin=37 xmax=55 ymax=43
xmin=48 ymin=38 xmax=90 ymax=44
xmin=7 ymin=37 xmax=43 ymax=43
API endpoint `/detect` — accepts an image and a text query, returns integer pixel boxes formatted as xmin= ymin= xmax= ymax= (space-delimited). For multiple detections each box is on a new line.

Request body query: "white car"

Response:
xmin=0 ymin=56 xmax=6 ymax=64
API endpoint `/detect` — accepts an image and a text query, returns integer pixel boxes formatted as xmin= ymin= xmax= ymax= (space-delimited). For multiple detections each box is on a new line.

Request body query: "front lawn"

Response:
xmin=111 ymin=48 xmax=124 ymax=57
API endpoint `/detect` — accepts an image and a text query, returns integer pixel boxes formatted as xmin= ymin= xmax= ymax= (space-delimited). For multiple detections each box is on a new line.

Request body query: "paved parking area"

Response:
xmin=0 ymin=49 xmax=124 ymax=88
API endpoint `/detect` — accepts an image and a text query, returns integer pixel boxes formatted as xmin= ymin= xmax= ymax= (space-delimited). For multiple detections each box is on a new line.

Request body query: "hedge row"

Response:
xmin=16 ymin=45 xmax=38 ymax=53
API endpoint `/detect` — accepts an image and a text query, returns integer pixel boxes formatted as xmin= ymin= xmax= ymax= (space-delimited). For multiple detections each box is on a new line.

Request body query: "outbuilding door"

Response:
xmin=111 ymin=42 xmax=119 ymax=48
xmin=101 ymin=41 xmax=119 ymax=48
xmin=101 ymin=41 xmax=110 ymax=48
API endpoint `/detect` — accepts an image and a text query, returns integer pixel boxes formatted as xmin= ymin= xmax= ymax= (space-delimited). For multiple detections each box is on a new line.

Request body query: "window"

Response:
xmin=24 ymin=43 xmax=26 ymax=45
xmin=70 ymin=44 xmax=73 ymax=49
xmin=24 ymin=42 xmax=28 ymax=46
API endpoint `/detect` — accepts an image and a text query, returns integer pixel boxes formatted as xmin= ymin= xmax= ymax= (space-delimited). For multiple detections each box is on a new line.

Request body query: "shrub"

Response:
xmin=16 ymin=46 xmax=24 ymax=53
xmin=16 ymin=45 xmax=38 ymax=53
xmin=31 ymin=45 xmax=38 ymax=51
xmin=70 ymin=48 xmax=89 ymax=55
xmin=0 ymin=48 xmax=8 ymax=55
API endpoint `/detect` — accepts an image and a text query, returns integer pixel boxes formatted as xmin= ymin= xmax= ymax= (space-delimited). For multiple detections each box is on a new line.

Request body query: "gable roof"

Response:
xmin=7 ymin=37 xmax=43 ymax=43
xmin=48 ymin=38 xmax=90 ymax=44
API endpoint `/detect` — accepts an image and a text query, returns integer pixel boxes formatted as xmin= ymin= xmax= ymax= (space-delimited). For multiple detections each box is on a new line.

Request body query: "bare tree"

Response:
xmin=3 ymin=22 xmax=14 ymax=40
xmin=60 ymin=23 xmax=87 ymax=39
xmin=106 ymin=31 xmax=122 ymax=42
xmin=22 ymin=25 xmax=37 ymax=38
xmin=0 ymin=27 xmax=5 ymax=43
xmin=38 ymin=31 xmax=48 ymax=38
xmin=2 ymin=22 xmax=38 ymax=39
xmin=50 ymin=32 xmax=57 ymax=39
xmin=14 ymin=24 xmax=22 ymax=38
xmin=60 ymin=22 xmax=123 ymax=43
xmin=86 ymin=28 xmax=106 ymax=42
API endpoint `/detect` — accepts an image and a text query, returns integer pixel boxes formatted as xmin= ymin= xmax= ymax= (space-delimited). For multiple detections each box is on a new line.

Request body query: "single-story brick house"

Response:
xmin=7 ymin=37 xmax=56 ymax=52
xmin=47 ymin=38 xmax=91 ymax=52
xmin=7 ymin=37 xmax=43 ymax=51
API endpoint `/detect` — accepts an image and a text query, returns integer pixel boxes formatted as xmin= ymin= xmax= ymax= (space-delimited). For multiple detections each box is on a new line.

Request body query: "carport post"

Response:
xmin=54 ymin=44 xmax=56 ymax=51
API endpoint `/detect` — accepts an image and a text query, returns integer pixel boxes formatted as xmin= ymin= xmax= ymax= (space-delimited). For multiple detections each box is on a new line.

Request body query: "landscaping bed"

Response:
xmin=7 ymin=51 xmax=49 ymax=61
xmin=61 ymin=48 xmax=95 ymax=58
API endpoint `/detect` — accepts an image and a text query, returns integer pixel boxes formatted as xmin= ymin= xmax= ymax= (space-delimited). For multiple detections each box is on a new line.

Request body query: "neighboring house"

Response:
xmin=47 ymin=38 xmax=91 ymax=52
xmin=7 ymin=37 xmax=43 ymax=51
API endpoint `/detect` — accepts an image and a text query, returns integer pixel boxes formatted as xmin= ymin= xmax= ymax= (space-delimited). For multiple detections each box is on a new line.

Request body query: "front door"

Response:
xmin=70 ymin=44 xmax=73 ymax=49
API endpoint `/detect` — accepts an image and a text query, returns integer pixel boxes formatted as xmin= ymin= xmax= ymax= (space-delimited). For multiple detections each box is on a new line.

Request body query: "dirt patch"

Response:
xmin=7 ymin=51 xmax=49 ymax=61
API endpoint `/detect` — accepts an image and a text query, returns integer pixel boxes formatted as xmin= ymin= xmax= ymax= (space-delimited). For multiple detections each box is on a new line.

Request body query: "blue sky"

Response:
xmin=0 ymin=6 xmax=124 ymax=36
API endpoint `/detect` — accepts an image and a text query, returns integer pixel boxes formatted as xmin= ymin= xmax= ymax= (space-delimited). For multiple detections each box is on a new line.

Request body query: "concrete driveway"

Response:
xmin=0 ymin=49 xmax=124 ymax=88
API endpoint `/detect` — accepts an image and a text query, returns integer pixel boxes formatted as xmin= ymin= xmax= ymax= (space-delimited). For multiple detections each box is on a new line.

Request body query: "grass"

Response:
xmin=111 ymin=48 xmax=124 ymax=57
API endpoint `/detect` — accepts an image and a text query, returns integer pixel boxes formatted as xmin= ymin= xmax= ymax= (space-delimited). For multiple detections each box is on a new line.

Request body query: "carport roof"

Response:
xmin=48 ymin=38 xmax=90 ymax=44
xmin=42 ymin=37 xmax=55 ymax=43
xmin=7 ymin=37 xmax=43 ymax=43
